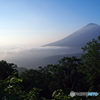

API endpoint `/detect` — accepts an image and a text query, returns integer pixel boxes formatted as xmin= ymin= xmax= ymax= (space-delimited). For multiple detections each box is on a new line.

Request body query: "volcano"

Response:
xmin=43 ymin=23 xmax=100 ymax=47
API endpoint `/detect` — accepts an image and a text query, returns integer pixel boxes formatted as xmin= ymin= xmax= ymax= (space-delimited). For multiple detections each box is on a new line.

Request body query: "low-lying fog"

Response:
xmin=0 ymin=45 xmax=82 ymax=69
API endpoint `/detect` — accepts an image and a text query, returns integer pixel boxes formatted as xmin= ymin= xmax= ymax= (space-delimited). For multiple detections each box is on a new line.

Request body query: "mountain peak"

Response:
xmin=44 ymin=23 xmax=100 ymax=47
xmin=87 ymin=23 xmax=99 ymax=26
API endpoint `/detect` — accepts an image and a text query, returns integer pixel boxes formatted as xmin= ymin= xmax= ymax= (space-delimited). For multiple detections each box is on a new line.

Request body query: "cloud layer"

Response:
xmin=0 ymin=45 xmax=82 ymax=69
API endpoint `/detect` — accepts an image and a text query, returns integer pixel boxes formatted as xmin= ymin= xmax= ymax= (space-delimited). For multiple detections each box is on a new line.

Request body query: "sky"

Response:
xmin=0 ymin=0 xmax=100 ymax=46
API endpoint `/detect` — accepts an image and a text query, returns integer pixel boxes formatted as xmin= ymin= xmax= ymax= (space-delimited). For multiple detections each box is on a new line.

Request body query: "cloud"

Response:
xmin=0 ymin=45 xmax=82 ymax=69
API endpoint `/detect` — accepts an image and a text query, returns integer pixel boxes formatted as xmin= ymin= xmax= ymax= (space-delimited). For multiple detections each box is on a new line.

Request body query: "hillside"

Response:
xmin=43 ymin=23 xmax=100 ymax=47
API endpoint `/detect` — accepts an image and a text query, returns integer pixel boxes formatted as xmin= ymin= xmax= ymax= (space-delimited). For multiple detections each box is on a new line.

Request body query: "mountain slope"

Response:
xmin=43 ymin=23 xmax=100 ymax=47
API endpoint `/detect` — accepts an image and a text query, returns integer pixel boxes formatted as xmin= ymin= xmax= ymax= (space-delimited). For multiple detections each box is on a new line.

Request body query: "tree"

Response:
xmin=80 ymin=35 xmax=100 ymax=92
xmin=4 ymin=75 xmax=24 ymax=100
xmin=20 ymin=67 xmax=53 ymax=99
xmin=0 ymin=60 xmax=18 ymax=80
xmin=58 ymin=56 xmax=86 ymax=94
xmin=45 ymin=56 xmax=85 ymax=95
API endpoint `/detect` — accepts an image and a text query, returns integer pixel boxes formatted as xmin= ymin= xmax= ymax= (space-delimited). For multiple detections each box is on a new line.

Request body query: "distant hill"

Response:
xmin=43 ymin=23 xmax=100 ymax=47
xmin=29 ymin=53 xmax=82 ymax=69
xmin=41 ymin=53 xmax=81 ymax=65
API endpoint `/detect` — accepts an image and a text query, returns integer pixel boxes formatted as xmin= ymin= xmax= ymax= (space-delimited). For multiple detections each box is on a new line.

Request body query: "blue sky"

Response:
xmin=0 ymin=0 xmax=100 ymax=46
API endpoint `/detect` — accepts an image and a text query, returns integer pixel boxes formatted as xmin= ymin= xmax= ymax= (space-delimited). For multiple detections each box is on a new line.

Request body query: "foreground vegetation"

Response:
xmin=0 ymin=36 xmax=100 ymax=100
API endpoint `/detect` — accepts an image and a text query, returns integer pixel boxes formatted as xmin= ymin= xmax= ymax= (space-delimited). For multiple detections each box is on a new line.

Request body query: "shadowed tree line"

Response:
xmin=0 ymin=36 xmax=100 ymax=100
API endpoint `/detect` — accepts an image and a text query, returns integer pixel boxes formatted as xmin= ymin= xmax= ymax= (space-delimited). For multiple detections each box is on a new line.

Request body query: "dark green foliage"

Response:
xmin=20 ymin=67 xmax=53 ymax=99
xmin=4 ymin=75 xmax=24 ymax=100
xmin=0 ymin=60 xmax=18 ymax=80
xmin=43 ymin=57 xmax=85 ymax=95
xmin=80 ymin=36 xmax=100 ymax=92
xmin=58 ymin=56 xmax=84 ymax=93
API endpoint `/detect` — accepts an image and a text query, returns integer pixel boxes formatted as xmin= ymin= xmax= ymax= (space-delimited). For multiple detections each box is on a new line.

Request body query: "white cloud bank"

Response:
xmin=0 ymin=45 xmax=82 ymax=69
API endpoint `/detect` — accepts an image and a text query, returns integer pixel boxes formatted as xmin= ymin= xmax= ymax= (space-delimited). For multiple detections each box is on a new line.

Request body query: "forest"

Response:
xmin=0 ymin=36 xmax=100 ymax=100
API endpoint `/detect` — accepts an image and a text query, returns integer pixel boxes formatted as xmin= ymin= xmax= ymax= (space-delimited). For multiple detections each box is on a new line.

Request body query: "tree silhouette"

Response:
xmin=80 ymin=36 xmax=100 ymax=92
xmin=0 ymin=60 xmax=18 ymax=80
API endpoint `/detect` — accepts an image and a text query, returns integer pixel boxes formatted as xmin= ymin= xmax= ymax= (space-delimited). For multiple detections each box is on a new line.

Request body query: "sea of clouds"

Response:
xmin=0 ymin=44 xmax=82 ymax=69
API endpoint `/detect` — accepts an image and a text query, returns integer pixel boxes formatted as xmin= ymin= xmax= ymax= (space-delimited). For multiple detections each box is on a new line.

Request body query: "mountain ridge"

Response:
xmin=43 ymin=23 xmax=100 ymax=47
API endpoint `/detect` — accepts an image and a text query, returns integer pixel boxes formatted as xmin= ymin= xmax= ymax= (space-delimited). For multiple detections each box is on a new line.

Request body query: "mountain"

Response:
xmin=43 ymin=23 xmax=100 ymax=47
xmin=9 ymin=23 xmax=100 ymax=69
